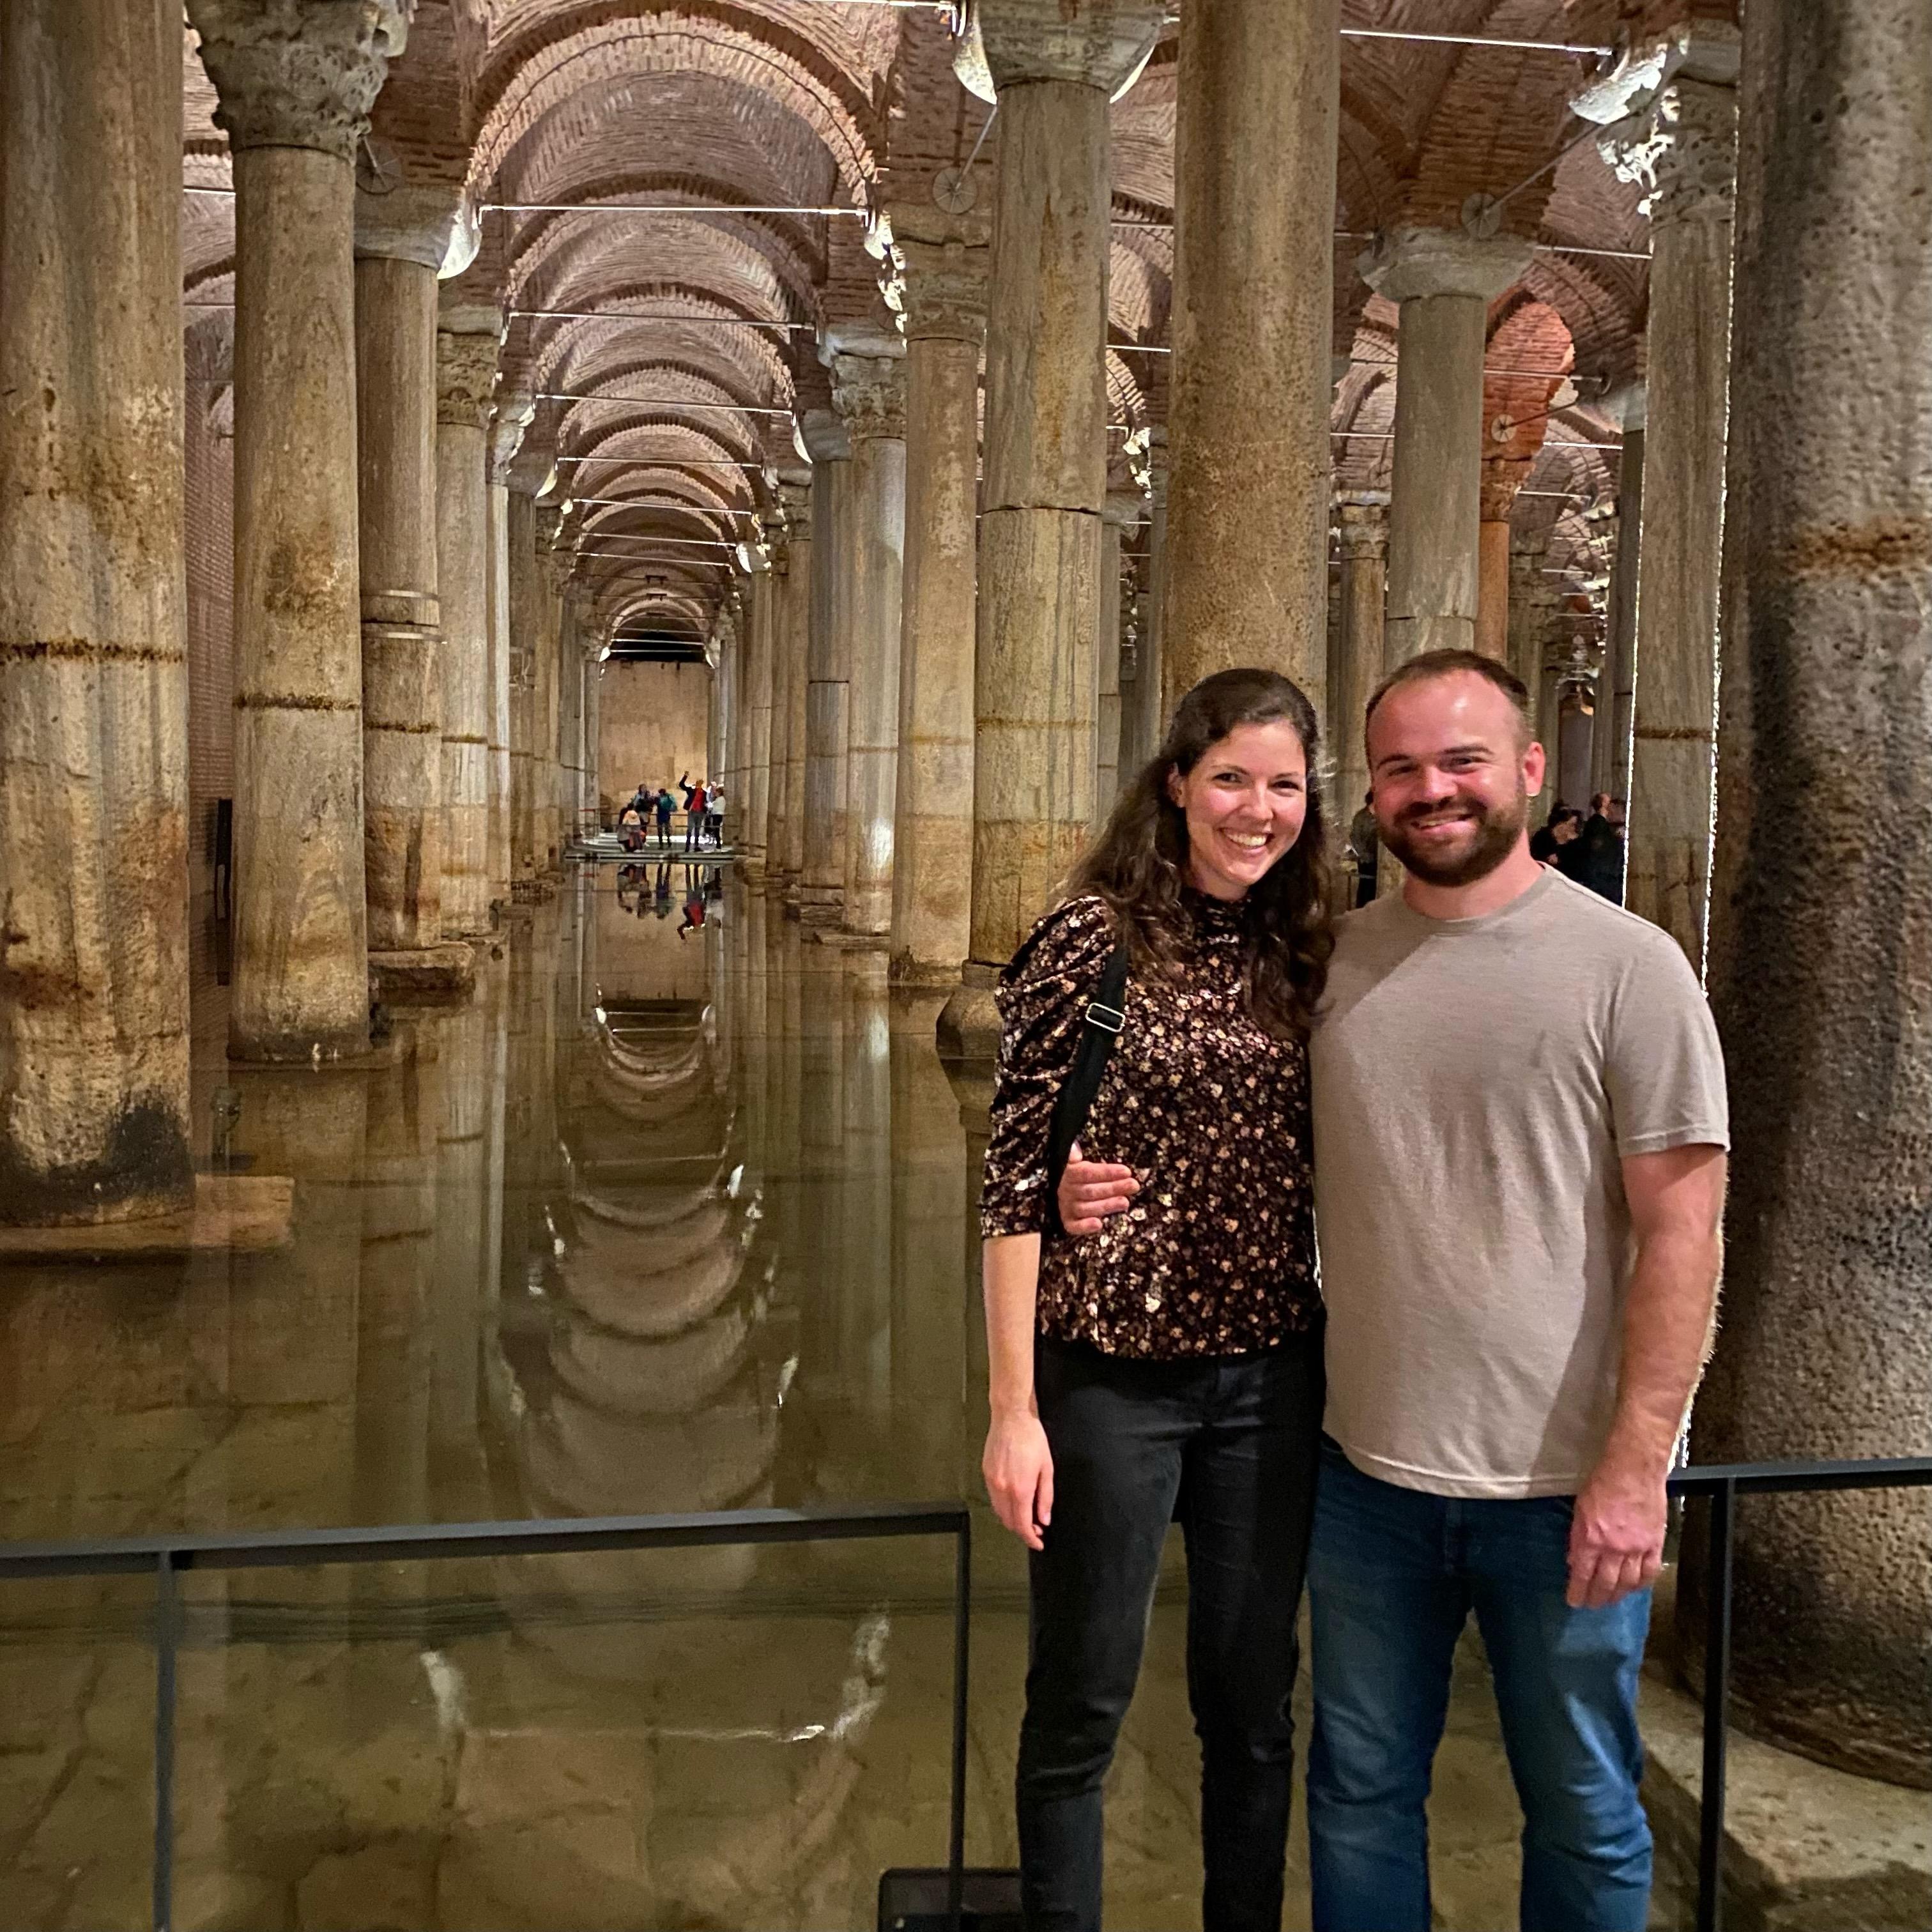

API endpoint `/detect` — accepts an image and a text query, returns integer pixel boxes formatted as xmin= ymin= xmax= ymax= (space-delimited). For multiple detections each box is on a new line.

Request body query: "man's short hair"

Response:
xmin=1364 ymin=648 xmax=1534 ymax=751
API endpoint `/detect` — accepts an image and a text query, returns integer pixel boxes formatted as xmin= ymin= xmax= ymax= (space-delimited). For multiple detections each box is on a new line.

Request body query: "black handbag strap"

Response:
xmin=1043 ymin=941 xmax=1131 ymax=1238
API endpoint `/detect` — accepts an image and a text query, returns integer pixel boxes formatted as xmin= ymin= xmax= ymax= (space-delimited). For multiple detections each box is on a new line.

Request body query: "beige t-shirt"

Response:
xmin=1311 ymin=870 xmax=1729 ymax=1499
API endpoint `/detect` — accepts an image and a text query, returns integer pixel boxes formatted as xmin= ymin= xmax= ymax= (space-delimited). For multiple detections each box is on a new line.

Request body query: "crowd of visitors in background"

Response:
xmin=615 ymin=771 xmax=728 ymax=854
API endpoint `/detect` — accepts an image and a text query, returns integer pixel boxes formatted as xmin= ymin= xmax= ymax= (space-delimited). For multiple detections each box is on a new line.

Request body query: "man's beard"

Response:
xmin=1381 ymin=786 xmax=1527 ymax=887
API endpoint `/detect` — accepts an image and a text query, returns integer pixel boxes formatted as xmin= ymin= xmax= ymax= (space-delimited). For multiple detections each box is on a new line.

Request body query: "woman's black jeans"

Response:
xmin=1018 ymin=1329 xmax=1324 ymax=1932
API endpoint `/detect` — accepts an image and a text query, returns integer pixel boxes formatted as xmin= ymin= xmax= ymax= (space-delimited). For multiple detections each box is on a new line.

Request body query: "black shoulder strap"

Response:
xmin=1043 ymin=942 xmax=1131 ymax=1238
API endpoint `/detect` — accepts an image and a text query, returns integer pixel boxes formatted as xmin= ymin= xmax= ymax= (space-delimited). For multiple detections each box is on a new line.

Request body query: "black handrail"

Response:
xmin=4 ymin=1460 xmax=1929 ymax=1932
xmin=1664 ymin=1456 xmax=1932 ymax=1932
xmin=0 ymin=1501 xmax=972 ymax=1932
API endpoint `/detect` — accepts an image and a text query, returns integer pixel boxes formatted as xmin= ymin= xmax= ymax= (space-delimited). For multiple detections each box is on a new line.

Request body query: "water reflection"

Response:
xmin=0 ymin=866 xmax=1583 ymax=1930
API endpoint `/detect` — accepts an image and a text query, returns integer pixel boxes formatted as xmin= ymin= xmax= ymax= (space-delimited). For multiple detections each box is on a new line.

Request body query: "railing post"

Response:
xmin=1696 ymin=1478 xmax=1735 ymax=1932
xmin=947 ymin=1515 xmax=970 ymax=1932
xmin=153 ymin=1547 xmax=179 ymax=1932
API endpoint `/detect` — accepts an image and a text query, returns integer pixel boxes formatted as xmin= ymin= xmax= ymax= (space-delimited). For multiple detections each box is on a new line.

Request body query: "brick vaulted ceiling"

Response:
xmin=181 ymin=0 xmax=1666 ymax=640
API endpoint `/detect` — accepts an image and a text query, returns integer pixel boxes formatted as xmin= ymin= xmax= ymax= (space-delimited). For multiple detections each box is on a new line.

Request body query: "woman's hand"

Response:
xmin=1057 ymin=1140 xmax=1139 ymax=1235
xmin=983 ymin=1409 xmax=1055 ymax=1551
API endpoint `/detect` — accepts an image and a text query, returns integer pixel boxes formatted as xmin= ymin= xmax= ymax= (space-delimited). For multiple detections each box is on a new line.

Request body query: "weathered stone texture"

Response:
xmin=1685 ymin=0 xmax=1932 ymax=1788
xmin=0 ymin=0 xmax=193 ymax=1220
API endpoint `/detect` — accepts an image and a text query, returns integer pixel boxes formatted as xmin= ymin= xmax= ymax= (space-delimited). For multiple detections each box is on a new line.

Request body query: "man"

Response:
xmin=1061 ymin=650 xmax=1726 ymax=1932
xmin=1573 ymin=790 xmax=1628 ymax=903
xmin=654 ymin=784 xmax=675 ymax=848
xmin=678 ymin=771 xmax=707 ymax=852
xmin=1346 ymin=789 xmax=1380 ymax=908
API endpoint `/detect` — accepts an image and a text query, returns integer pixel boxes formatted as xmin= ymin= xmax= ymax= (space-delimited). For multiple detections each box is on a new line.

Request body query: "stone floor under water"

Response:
xmin=0 ymin=866 xmax=1770 ymax=1928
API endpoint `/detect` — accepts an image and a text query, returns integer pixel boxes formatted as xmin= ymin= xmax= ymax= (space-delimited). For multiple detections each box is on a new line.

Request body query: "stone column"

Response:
xmin=434 ymin=323 xmax=496 ymax=937
xmin=1600 ymin=41 xmax=1738 ymax=973
xmin=1096 ymin=492 xmax=1143 ymax=823
xmin=1476 ymin=470 xmax=1520 ymax=662
xmin=1684 ymin=0 xmax=1932 ymax=1788
xmin=507 ymin=487 xmax=541 ymax=896
xmin=1120 ymin=429 xmax=1168 ymax=771
xmin=775 ymin=474 xmax=815 ymax=895
xmin=556 ymin=588 xmax=584 ymax=855
xmin=891 ymin=222 xmax=988 ymax=985
xmin=187 ymin=0 xmax=406 ymax=1061
xmin=1163 ymin=0 xmax=1338 ymax=705
xmin=739 ymin=532 xmax=778 ymax=878
xmin=484 ymin=397 xmax=530 ymax=914
xmin=1332 ymin=493 xmax=1388 ymax=831
xmin=939 ymin=0 xmax=1164 ymax=1056
xmin=533 ymin=505 xmax=564 ymax=874
xmin=0 ymin=0 xmax=193 ymax=1220
xmin=827 ymin=342 xmax=908 ymax=939
xmin=799 ymin=414 xmax=853 ymax=923
xmin=1591 ymin=388 xmax=1645 ymax=804
xmin=581 ymin=645 xmax=602 ymax=833
xmin=1359 ymin=227 xmax=1533 ymax=667
xmin=1506 ymin=528 xmax=1558 ymax=708
xmin=356 ymin=191 xmax=461 ymax=958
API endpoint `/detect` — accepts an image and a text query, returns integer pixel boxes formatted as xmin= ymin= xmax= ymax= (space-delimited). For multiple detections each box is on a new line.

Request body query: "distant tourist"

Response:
xmin=1059 ymin=650 xmax=1728 ymax=1932
xmin=705 ymin=783 xmax=726 ymax=847
xmin=1346 ymin=790 xmax=1380 ymax=907
xmin=1572 ymin=792 xmax=1628 ymax=902
xmin=1529 ymin=802 xmax=1583 ymax=866
xmin=678 ymin=773 xmax=708 ymax=852
xmin=654 ymin=786 xmax=675 ymax=848
xmin=981 ymin=668 xmax=1331 ymax=1932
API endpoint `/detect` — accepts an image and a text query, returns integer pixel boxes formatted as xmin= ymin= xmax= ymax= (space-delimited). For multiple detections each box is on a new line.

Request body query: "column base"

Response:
xmin=936 ymin=961 xmax=1002 ymax=1062
xmin=369 ymin=942 xmax=475 ymax=1005
xmin=815 ymin=927 xmax=888 ymax=951
xmin=795 ymin=887 xmax=843 ymax=928
xmin=512 ymin=877 xmax=555 ymax=905
xmin=889 ymin=949 xmax=963 ymax=991
xmin=0 ymin=1173 xmax=295 ymax=1261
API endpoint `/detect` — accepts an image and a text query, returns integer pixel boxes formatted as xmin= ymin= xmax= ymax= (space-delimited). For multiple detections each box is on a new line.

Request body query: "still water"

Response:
xmin=0 ymin=866 xmax=1692 ymax=1929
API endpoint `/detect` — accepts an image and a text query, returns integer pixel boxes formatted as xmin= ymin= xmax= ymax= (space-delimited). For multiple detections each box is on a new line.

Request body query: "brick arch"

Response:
xmin=602 ymin=585 xmax=716 ymax=633
xmin=539 ymin=330 xmax=792 ymax=425
xmin=567 ymin=411 xmax=764 ymax=470
xmin=579 ymin=466 xmax=753 ymax=526
xmin=1519 ymin=254 xmax=1643 ymax=395
xmin=1104 ymin=350 xmax=1147 ymax=430
xmin=468 ymin=4 xmax=880 ymax=206
xmin=1108 ymin=231 xmax=1167 ymax=342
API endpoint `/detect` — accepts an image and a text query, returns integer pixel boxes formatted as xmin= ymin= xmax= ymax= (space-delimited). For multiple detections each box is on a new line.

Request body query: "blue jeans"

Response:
xmin=1306 ymin=1439 xmax=1652 ymax=1932
xmin=1018 ymin=1333 xmax=1324 ymax=1932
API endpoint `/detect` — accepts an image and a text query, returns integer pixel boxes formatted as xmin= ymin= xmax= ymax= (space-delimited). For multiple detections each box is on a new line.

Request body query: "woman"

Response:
xmin=979 ymin=668 xmax=1333 ymax=1932
xmin=1529 ymin=803 xmax=1583 ymax=867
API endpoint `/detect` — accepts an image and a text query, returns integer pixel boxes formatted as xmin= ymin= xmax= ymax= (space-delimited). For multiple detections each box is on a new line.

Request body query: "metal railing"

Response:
xmin=0 ymin=1501 xmax=972 ymax=1932
xmin=1664 ymin=1456 xmax=1932 ymax=1932
xmin=3 ymin=1460 xmax=1929 ymax=1932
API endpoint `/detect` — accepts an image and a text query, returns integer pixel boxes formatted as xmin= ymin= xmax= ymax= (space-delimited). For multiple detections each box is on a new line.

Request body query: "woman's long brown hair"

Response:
xmin=1066 ymin=667 xmax=1334 ymax=1038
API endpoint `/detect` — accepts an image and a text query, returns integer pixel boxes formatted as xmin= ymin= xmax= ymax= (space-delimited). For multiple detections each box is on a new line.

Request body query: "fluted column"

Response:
xmin=799 ymin=413 xmax=852 ymax=923
xmin=434 ymin=323 xmax=495 ymax=937
xmin=1684 ymin=0 xmax=1932 ymax=1786
xmin=356 ymin=191 xmax=460 ymax=955
xmin=506 ymin=486 xmax=541 ymax=896
xmin=1591 ymin=388 xmax=1645 ymax=806
xmin=1598 ymin=37 xmax=1738 ymax=972
xmin=1359 ymin=227 xmax=1533 ymax=667
xmin=484 ymin=397 xmax=530 ymax=914
xmin=940 ymin=0 xmax=1164 ymax=1056
xmin=1162 ymin=0 xmax=1337 ymax=703
xmin=1332 ymin=493 xmax=1388 ymax=832
xmin=187 ymin=0 xmax=406 ymax=1060
xmin=1096 ymin=491 xmax=1143 ymax=823
xmin=776 ymin=475 xmax=815 ymax=895
xmin=1120 ymin=429 xmax=1168 ymax=772
xmin=0 ymin=0 xmax=192 ymax=1219
xmin=829 ymin=342 xmax=907 ymax=940
xmin=890 ymin=220 xmax=988 ymax=985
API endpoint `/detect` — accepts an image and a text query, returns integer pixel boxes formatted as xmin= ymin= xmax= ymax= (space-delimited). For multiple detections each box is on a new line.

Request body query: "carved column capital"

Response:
xmin=830 ymin=349 xmax=907 ymax=443
xmin=1481 ymin=461 xmax=1530 ymax=524
xmin=1601 ymin=75 xmax=1737 ymax=226
xmin=1335 ymin=490 xmax=1390 ymax=562
xmin=1357 ymin=225 xmax=1533 ymax=304
xmin=776 ymin=473 xmax=814 ymax=540
xmin=1102 ymin=490 xmax=1146 ymax=532
xmin=355 ymin=180 xmax=475 ymax=274
xmin=797 ymin=408 xmax=850 ymax=466
xmin=185 ymin=0 xmax=410 ymax=164
xmin=958 ymin=0 xmax=1167 ymax=99
xmin=436 ymin=329 xmax=497 ymax=429
xmin=895 ymin=229 xmax=991 ymax=347
xmin=488 ymin=392 xmax=535 ymax=482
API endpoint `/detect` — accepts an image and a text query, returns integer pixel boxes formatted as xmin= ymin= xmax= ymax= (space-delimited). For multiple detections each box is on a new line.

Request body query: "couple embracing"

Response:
xmin=978 ymin=650 xmax=1729 ymax=1932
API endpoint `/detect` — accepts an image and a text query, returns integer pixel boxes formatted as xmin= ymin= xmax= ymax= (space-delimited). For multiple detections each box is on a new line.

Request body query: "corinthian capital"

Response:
xmin=1600 ymin=75 xmax=1737 ymax=227
xmin=436 ymin=330 xmax=498 ymax=429
xmin=829 ymin=348 xmax=907 ymax=443
xmin=1334 ymin=491 xmax=1390 ymax=562
xmin=488 ymin=392 xmax=535 ymax=482
xmin=186 ymin=0 xmax=411 ymax=164
xmin=958 ymin=0 xmax=1166 ymax=100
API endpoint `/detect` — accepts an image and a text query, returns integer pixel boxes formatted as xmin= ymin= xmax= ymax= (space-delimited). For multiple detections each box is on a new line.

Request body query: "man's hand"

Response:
xmin=1567 ymin=1453 xmax=1667 ymax=1609
xmin=983 ymin=1410 xmax=1055 ymax=1551
xmin=1057 ymin=1140 xmax=1139 ymax=1235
